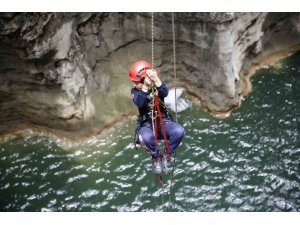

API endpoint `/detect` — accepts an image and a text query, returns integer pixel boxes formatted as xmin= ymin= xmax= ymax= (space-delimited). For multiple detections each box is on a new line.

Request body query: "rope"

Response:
xmin=168 ymin=12 xmax=178 ymax=212
xmin=154 ymin=94 xmax=171 ymax=156
xmin=149 ymin=12 xmax=179 ymax=212
xmin=151 ymin=12 xmax=154 ymax=68
xmin=151 ymin=12 xmax=156 ymax=142
xmin=172 ymin=12 xmax=178 ymax=122
xmin=151 ymin=11 xmax=165 ymax=209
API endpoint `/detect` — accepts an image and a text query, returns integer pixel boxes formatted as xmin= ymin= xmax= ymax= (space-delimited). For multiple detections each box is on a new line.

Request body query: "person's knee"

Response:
xmin=139 ymin=132 xmax=154 ymax=146
xmin=174 ymin=125 xmax=185 ymax=139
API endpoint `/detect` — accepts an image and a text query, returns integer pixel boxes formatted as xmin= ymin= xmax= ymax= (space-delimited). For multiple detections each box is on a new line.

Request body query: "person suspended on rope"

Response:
xmin=129 ymin=60 xmax=185 ymax=174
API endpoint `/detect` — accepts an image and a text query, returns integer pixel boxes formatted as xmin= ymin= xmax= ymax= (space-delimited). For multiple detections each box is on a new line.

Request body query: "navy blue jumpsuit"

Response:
xmin=131 ymin=82 xmax=185 ymax=157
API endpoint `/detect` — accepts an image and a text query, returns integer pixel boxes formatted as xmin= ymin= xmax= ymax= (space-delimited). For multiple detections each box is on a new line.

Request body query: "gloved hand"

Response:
xmin=142 ymin=76 xmax=152 ymax=92
xmin=146 ymin=69 xmax=162 ymax=87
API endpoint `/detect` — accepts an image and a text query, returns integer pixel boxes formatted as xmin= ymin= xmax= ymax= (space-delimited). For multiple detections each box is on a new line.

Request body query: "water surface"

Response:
xmin=0 ymin=53 xmax=299 ymax=212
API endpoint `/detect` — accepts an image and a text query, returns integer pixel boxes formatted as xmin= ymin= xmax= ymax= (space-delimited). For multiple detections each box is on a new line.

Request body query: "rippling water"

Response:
xmin=0 ymin=53 xmax=300 ymax=212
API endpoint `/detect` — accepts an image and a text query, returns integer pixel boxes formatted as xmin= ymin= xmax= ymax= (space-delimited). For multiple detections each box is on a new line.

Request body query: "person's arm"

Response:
xmin=131 ymin=88 xmax=148 ymax=108
xmin=146 ymin=69 xmax=168 ymax=98
xmin=157 ymin=82 xmax=169 ymax=98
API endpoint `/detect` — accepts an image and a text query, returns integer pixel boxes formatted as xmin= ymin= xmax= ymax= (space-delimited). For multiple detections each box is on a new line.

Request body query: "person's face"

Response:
xmin=134 ymin=81 xmax=143 ymax=89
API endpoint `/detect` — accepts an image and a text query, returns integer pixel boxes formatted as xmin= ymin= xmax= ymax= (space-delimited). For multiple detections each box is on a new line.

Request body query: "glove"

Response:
xmin=146 ymin=69 xmax=162 ymax=87
xmin=142 ymin=76 xmax=152 ymax=92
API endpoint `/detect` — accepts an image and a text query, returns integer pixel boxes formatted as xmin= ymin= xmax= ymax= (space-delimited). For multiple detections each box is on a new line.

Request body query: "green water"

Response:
xmin=0 ymin=53 xmax=299 ymax=212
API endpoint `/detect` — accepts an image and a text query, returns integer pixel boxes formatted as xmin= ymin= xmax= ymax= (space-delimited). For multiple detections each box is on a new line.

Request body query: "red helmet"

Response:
xmin=128 ymin=60 xmax=153 ymax=81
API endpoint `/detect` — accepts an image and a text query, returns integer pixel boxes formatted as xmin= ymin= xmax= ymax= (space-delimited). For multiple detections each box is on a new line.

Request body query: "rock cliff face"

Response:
xmin=0 ymin=12 xmax=300 ymax=137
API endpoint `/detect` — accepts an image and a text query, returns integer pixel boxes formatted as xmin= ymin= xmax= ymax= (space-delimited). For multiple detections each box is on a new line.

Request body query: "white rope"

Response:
xmin=168 ymin=12 xmax=178 ymax=212
xmin=150 ymin=12 xmax=179 ymax=212
xmin=172 ymin=12 xmax=178 ymax=122
xmin=151 ymin=12 xmax=156 ymax=139
xmin=151 ymin=11 xmax=165 ymax=208
xmin=151 ymin=12 xmax=154 ymax=68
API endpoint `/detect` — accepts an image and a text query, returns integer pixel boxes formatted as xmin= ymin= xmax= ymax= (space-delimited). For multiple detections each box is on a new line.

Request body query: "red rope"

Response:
xmin=154 ymin=94 xmax=171 ymax=156
xmin=153 ymin=107 xmax=158 ymax=145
